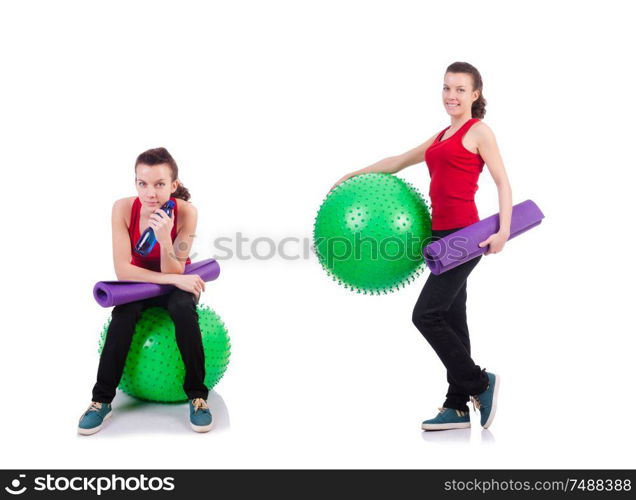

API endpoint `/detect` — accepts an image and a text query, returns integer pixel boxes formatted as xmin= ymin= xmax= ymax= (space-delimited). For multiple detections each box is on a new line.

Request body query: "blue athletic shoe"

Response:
xmin=189 ymin=398 xmax=213 ymax=432
xmin=470 ymin=371 xmax=500 ymax=429
xmin=78 ymin=401 xmax=112 ymax=435
xmin=421 ymin=407 xmax=471 ymax=431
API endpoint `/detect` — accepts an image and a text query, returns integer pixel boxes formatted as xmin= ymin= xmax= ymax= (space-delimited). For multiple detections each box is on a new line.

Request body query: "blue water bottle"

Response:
xmin=134 ymin=200 xmax=175 ymax=256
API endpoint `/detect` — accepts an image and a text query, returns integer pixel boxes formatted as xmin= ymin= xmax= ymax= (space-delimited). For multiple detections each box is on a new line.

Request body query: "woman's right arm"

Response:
xmin=331 ymin=133 xmax=438 ymax=190
xmin=111 ymin=199 xmax=176 ymax=285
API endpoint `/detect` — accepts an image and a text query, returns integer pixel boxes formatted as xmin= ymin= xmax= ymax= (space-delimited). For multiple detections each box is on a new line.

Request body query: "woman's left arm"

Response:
xmin=475 ymin=123 xmax=513 ymax=255
xmin=151 ymin=202 xmax=198 ymax=273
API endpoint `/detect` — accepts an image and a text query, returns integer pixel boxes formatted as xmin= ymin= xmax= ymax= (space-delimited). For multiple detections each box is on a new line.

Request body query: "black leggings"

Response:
xmin=92 ymin=288 xmax=208 ymax=403
xmin=412 ymin=227 xmax=489 ymax=412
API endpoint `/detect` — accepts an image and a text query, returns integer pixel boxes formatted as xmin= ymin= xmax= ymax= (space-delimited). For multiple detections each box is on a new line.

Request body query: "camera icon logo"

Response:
xmin=4 ymin=474 xmax=27 ymax=495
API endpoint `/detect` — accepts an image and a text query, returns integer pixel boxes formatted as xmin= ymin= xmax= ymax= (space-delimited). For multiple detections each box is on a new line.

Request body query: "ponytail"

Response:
xmin=472 ymin=94 xmax=487 ymax=119
xmin=171 ymin=182 xmax=191 ymax=201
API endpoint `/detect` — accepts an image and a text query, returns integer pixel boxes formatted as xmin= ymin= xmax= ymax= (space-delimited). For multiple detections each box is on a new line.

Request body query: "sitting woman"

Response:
xmin=78 ymin=147 xmax=212 ymax=435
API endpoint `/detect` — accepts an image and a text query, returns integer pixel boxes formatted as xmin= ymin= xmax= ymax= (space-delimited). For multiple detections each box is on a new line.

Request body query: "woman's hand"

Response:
xmin=172 ymin=274 xmax=206 ymax=299
xmin=478 ymin=231 xmax=510 ymax=255
xmin=330 ymin=173 xmax=355 ymax=191
xmin=149 ymin=208 xmax=174 ymax=243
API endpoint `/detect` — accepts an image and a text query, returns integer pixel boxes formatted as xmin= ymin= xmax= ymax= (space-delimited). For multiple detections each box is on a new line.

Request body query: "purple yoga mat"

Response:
xmin=93 ymin=258 xmax=221 ymax=307
xmin=423 ymin=199 xmax=545 ymax=275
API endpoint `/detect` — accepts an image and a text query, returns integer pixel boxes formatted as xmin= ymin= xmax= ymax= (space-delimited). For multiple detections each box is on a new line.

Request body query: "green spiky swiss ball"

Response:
xmin=313 ymin=173 xmax=432 ymax=294
xmin=98 ymin=305 xmax=231 ymax=403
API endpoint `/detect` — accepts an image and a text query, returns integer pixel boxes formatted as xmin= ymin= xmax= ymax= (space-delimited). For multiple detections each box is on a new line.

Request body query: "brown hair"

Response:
xmin=135 ymin=147 xmax=191 ymax=201
xmin=445 ymin=61 xmax=487 ymax=119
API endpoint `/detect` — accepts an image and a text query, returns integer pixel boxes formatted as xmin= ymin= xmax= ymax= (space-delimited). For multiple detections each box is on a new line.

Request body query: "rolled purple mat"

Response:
xmin=93 ymin=258 xmax=221 ymax=307
xmin=423 ymin=199 xmax=545 ymax=275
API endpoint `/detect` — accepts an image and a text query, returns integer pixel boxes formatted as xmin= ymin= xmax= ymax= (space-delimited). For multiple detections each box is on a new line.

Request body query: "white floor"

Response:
xmin=85 ymin=391 xmax=231 ymax=437
xmin=3 ymin=250 xmax=635 ymax=469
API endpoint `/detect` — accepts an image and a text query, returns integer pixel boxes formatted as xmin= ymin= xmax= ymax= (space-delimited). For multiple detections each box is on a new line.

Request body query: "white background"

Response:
xmin=1 ymin=0 xmax=635 ymax=469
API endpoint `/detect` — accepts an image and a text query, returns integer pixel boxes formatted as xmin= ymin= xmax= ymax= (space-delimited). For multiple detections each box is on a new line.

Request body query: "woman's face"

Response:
xmin=442 ymin=72 xmax=480 ymax=118
xmin=135 ymin=163 xmax=179 ymax=209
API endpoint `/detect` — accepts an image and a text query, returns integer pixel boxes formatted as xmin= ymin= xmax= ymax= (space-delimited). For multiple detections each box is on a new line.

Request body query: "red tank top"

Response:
xmin=128 ymin=196 xmax=191 ymax=272
xmin=424 ymin=118 xmax=485 ymax=230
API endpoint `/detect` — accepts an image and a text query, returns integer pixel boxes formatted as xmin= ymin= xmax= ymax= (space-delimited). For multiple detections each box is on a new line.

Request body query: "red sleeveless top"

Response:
xmin=128 ymin=196 xmax=191 ymax=272
xmin=424 ymin=118 xmax=485 ymax=230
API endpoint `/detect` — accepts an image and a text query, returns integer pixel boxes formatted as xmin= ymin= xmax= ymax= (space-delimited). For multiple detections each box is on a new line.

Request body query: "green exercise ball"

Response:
xmin=313 ymin=173 xmax=432 ymax=294
xmin=98 ymin=305 xmax=231 ymax=403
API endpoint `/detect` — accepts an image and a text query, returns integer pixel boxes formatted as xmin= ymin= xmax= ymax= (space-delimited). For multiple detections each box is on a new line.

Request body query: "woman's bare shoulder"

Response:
xmin=113 ymin=197 xmax=135 ymax=211
xmin=112 ymin=197 xmax=136 ymax=225
xmin=466 ymin=120 xmax=495 ymax=147
xmin=473 ymin=120 xmax=496 ymax=137
xmin=176 ymin=198 xmax=197 ymax=214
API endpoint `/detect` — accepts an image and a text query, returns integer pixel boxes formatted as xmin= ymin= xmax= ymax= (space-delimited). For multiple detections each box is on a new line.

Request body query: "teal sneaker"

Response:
xmin=470 ymin=371 xmax=500 ymax=429
xmin=78 ymin=401 xmax=112 ymax=435
xmin=189 ymin=398 xmax=213 ymax=433
xmin=421 ymin=407 xmax=471 ymax=431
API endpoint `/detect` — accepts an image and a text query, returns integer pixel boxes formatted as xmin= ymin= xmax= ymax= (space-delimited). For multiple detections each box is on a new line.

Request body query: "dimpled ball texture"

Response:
xmin=314 ymin=173 xmax=432 ymax=294
xmin=98 ymin=305 xmax=231 ymax=403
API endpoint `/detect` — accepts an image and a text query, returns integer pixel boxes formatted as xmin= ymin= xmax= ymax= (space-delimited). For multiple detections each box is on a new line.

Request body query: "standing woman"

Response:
xmin=332 ymin=62 xmax=512 ymax=431
xmin=78 ymin=147 xmax=213 ymax=435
